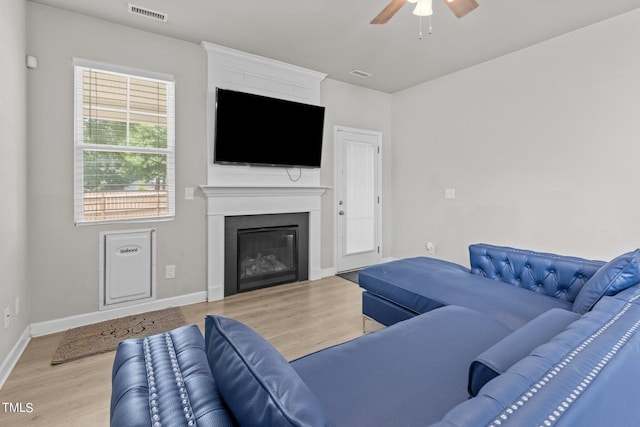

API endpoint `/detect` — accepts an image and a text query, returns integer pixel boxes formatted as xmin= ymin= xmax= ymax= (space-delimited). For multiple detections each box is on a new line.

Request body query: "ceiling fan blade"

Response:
xmin=371 ymin=0 xmax=407 ymax=24
xmin=444 ymin=0 xmax=479 ymax=19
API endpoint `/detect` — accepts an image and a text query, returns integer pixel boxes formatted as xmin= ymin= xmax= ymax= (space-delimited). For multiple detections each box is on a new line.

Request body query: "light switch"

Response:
xmin=445 ymin=188 xmax=456 ymax=199
xmin=185 ymin=187 xmax=195 ymax=200
xmin=165 ymin=265 xmax=176 ymax=279
xmin=26 ymin=55 xmax=38 ymax=69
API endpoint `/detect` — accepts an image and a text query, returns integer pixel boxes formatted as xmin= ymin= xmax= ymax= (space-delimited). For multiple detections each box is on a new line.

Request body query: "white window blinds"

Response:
xmin=73 ymin=60 xmax=175 ymax=224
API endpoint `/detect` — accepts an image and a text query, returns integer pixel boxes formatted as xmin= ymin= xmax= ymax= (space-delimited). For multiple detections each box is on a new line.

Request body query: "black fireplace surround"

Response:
xmin=224 ymin=213 xmax=309 ymax=296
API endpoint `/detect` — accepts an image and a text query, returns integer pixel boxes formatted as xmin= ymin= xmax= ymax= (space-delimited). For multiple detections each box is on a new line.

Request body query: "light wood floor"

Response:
xmin=0 ymin=276 xmax=363 ymax=427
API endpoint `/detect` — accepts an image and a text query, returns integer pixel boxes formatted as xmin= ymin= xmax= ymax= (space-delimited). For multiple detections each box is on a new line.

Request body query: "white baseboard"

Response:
xmin=0 ymin=326 xmax=31 ymax=390
xmin=207 ymin=285 xmax=224 ymax=302
xmin=317 ymin=267 xmax=337 ymax=279
xmin=331 ymin=257 xmax=396 ymax=277
xmin=30 ymin=291 xmax=207 ymax=337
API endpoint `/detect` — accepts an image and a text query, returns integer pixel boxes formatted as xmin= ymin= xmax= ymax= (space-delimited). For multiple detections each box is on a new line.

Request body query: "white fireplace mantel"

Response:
xmin=200 ymin=185 xmax=329 ymax=201
xmin=200 ymin=185 xmax=329 ymax=301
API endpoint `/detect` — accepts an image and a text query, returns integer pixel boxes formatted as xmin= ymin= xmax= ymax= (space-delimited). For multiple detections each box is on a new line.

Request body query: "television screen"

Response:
xmin=214 ymin=88 xmax=325 ymax=168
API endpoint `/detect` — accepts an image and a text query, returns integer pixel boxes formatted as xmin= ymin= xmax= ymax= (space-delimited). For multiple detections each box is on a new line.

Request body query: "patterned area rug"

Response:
xmin=51 ymin=307 xmax=186 ymax=365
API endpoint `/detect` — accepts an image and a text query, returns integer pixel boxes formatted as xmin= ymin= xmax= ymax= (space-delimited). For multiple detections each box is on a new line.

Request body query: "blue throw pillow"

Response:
xmin=204 ymin=315 xmax=335 ymax=427
xmin=572 ymin=249 xmax=640 ymax=314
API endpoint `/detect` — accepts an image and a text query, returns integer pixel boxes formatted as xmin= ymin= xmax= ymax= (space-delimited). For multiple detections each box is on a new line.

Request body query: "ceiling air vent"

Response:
xmin=349 ymin=69 xmax=373 ymax=79
xmin=128 ymin=4 xmax=168 ymax=23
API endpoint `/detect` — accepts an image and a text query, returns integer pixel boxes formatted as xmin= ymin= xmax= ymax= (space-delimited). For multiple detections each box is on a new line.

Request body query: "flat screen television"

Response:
xmin=214 ymin=88 xmax=325 ymax=168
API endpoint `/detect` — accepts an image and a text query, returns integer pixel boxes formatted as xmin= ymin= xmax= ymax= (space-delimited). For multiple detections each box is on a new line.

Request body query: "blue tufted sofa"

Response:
xmin=360 ymin=243 xmax=608 ymax=329
xmin=111 ymin=246 xmax=640 ymax=427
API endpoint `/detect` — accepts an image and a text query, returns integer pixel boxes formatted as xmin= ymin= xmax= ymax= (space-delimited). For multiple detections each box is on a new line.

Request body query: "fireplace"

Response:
xmin=200 ymin=185 xmax=327 ymax=301
xmin=224 ymin=213 xmax=309 ymax=296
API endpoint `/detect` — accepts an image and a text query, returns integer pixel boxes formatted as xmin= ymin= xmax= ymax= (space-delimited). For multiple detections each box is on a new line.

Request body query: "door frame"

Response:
xmin=333 ymin=125 xmax=383 ymax=273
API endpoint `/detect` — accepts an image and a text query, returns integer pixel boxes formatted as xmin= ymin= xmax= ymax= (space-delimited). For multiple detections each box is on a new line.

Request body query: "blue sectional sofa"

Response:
xmin=360 ymin=243 xmax=607 ymax=329
xmin=111 ymin=245 xmax=640 ymax=427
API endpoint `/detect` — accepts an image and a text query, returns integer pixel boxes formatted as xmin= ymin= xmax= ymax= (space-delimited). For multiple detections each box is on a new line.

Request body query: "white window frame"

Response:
xmin=73 ymin=58 xmax=175 ymax=225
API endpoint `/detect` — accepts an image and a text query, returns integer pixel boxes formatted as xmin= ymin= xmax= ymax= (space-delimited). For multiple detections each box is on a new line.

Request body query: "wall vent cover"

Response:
xmin=128 ymin=4 xmax=168 ymax=22
xmin=349 ymin=69 xmax=373 ymax=79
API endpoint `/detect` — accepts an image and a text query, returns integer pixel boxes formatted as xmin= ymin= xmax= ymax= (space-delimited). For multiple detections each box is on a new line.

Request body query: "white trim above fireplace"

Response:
xmin=202 ymin=41 xmax=327 ymax=188
xmin=200 ymin=185 xmax=329 ymax=301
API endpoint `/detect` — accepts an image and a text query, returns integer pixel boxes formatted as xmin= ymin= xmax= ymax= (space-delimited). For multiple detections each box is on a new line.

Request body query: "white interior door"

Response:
xmin=335 ymin=127 xmax=381 ymax=272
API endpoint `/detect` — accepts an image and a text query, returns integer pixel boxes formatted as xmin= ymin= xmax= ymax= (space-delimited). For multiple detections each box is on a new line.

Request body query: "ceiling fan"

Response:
xmin=371 ymin=0 xmax=479 ymax=24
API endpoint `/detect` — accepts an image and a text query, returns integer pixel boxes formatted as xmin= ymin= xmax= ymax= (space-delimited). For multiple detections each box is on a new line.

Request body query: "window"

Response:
xmin=73 ymin=59 xmax=175 ymax=224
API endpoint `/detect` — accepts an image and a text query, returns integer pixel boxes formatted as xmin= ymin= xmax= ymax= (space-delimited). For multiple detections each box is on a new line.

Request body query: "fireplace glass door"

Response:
xmin=237 ymin=227 xmax=298 ymax=292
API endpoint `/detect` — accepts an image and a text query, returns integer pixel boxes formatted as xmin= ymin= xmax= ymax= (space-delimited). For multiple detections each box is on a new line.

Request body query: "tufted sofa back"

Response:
xmin=111 ymin=325 xmax=237 ymax=427
xmin=469 ymin=244 xmax=605 ymax=303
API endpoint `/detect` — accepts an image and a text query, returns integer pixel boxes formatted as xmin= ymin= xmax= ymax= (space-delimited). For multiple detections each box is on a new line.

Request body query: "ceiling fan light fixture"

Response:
xmin=371 ymin=0 xmax=477 ymax=25
xmin=413 ymin=0 xmax=433 ymax=17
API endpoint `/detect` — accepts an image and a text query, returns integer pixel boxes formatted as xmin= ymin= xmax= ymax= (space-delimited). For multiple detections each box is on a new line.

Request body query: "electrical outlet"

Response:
xmin=165 ymin=265 xmax=176 ymax=279
xmin=426 ymin=242 xmax=435 ymax=254
xmin=4 ymin=307 xmax=10 ymax=329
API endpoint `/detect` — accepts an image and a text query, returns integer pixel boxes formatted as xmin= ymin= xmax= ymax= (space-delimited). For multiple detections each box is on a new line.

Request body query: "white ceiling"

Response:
xmin=31 ymin=0 xmax=640 ymax=93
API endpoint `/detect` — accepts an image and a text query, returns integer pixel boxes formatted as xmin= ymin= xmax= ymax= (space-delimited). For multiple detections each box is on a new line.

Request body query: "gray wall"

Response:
xmin=0 ymin=0 xmax=29 ymax=366
xmin=390 ymin=10 xmax=640 ymax=265
xmin=27 ymin=3 xmax=208 ymax=322
xmin=24 ymin=3 xmax=393 ymax=325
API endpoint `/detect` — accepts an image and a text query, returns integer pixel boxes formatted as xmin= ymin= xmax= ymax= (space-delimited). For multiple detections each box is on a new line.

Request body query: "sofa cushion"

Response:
xmin=468 ymin=308 xmax=580 ymax=397
xmin=359 ymin=256 xmax=471 ymax=314
xmin=292 ymin=305 xmax=513 ymax=427
xmin=204 ymin=315 xmax=334 ymax=427
xmin=572 ymin=249 xmax=640 ymax=314
xmin=359 ymin=257 xmax=572 ymax=329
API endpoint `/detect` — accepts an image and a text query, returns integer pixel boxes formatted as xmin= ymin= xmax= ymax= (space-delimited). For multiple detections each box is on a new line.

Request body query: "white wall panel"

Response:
xmin=100 ymin=229 xmax=156 ymax=308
